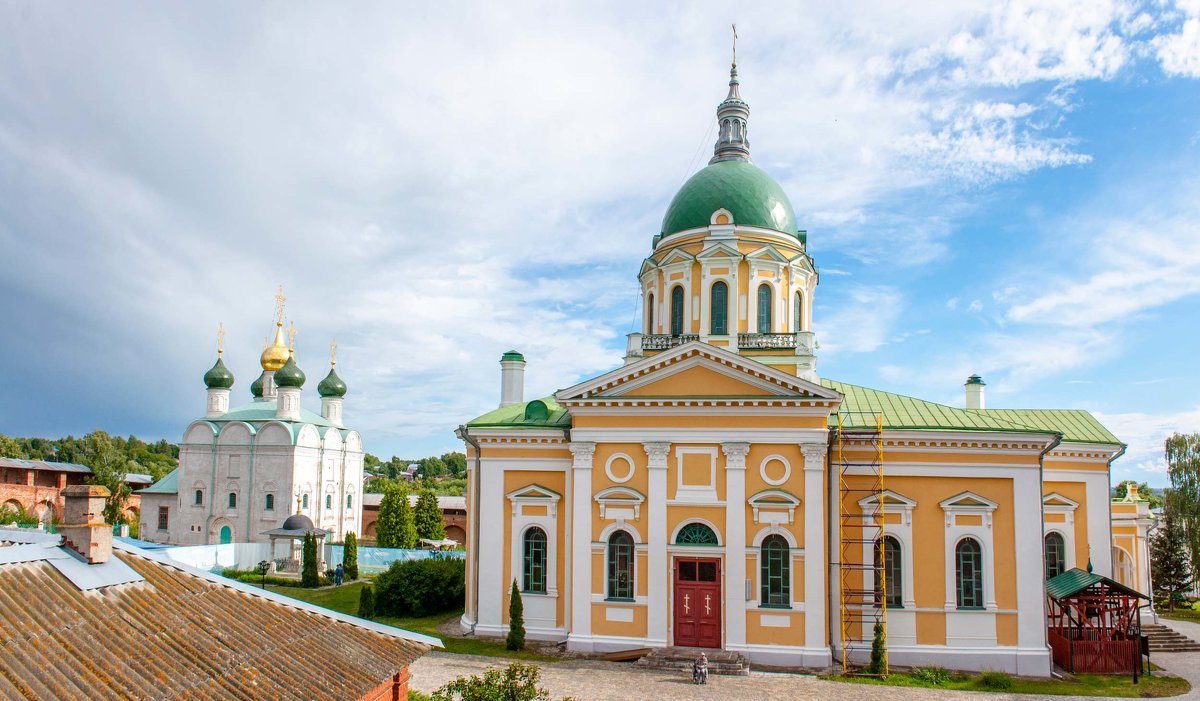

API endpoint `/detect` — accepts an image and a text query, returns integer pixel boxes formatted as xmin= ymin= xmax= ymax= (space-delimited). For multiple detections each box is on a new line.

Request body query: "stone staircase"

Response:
xmin=1143 ymin=623 xmax=1200 ymax=653
xmin=634 ymin=647 xmax=751 ymax=676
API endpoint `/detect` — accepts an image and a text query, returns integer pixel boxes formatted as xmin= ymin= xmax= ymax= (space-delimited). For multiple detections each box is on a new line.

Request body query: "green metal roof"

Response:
xmin=969 ymin=409 xmax=1122 ymax=446
xmin=274 ymin=357 xmax=306 ymax=388
xmin=501 ymin=350 xmax=525 ymax=362
xmin=220 ymin=401 xmax=338 ymax=429
xmin=822 ymin=380 xmax=1039 ymax=433
xmin=203 ymin=358 xmax=235 ymax=390
xmin=660 ymin=160 xmax=801 ymax=240
xmin=317 ymin=367 xmax=347 ymax=398
xmin=1046 ymin=567 xmax=1147 ymax=600
xmin=466 ymin=397 xmax=571 ymax=429
xmin=140 ymin=468 xmax=178 ymax=495
xmin=250 ymin=371 xmax=266 ymax=398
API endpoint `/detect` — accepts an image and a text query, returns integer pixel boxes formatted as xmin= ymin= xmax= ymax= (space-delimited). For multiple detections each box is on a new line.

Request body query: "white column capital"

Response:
xmin=569 ymin=442 xmax=596 ymax=468
xmin=642 ymin=442 xmax=671 ymax=468
xmin=801 ymin=442 xmax=827 ymax=471
xmin=721 ymin=442 xmax=750 ymax=469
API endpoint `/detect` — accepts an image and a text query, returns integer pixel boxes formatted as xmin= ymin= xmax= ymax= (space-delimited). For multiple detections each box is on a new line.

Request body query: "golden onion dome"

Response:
xmin=260 ymin=323 xmax=290 ymax=371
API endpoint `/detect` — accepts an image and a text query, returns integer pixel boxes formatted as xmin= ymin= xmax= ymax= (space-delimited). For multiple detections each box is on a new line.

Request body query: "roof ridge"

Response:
xmin=822 ymin=379 xmax=1041 ymax=432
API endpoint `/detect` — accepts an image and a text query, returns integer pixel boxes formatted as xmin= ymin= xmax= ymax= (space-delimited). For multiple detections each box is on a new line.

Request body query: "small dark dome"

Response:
xmin=318 ymin=368 xmax=347 ymax=397
xmin=203 ymin=358 xmax=235 ymax=390
xmin=281 ymin=513 xmax=315 ymax=531
xmin=274 ymin=356 xmax=306 ymax=389
xmin=251 ymin=371 xmax=266 ymax=398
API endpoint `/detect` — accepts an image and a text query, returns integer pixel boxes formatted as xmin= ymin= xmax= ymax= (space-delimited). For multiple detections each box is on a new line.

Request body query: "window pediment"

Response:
xmin=1043 ymin=492 xmax=1079 ymax=511
xmin=939 ymin=492 xmax=998 ymax=511
xmin=748 ymin=489 xmax=800 ymax=525
xmin=595 ymin=487 xmax=645 ymax=521
xmin=697 ymin=242 xmax=743 ymax=261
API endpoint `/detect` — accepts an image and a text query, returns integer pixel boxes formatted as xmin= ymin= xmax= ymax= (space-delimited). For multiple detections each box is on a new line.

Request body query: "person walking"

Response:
xmin=334 ymin=562 xmax=344 ymax=586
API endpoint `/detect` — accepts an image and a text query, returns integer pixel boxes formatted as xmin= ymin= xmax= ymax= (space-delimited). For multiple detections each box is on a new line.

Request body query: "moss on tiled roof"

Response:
xmin=969 ymin=408 xmax=1122 ymax=446
xmin=466 ymin=397 xmax=571 ymax=429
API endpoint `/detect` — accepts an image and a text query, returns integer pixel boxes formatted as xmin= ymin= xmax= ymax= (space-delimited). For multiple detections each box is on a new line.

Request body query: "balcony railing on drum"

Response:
xmin=641 ymin=334 xmax=699 ymax=350
xmin=738 ymin=333 xmax=798 ymax=350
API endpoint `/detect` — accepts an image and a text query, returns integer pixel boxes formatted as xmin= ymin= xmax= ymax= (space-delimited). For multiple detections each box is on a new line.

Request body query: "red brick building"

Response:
xmin=0 ymin=457 xmax=146 ymax=525
xmin=361 ymin=493 xmax=467 ymax=544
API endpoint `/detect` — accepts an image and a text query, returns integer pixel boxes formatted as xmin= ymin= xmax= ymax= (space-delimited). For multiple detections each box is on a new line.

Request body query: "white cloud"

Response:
xmin=1154 ymin=1 xmax=1200 ymax=77
xmin=1098 ymin=405 xmax=1200 ymax=485
xmin=817 ymin=286 xmax=904 ymax=355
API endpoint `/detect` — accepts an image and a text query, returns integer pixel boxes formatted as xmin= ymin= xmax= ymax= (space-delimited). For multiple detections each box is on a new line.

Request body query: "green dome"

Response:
xmin=274 ymin=356 xmax=306 ymax=389
xmin=318 ymin=368 xmax=347 ymax=397
xmin=251 ymin=371 xmax=266 ymax=398
xmin=660 ymin=160 xmax=799 ymax=239
xmin=203 ymin=358 xmax=235 ymax=390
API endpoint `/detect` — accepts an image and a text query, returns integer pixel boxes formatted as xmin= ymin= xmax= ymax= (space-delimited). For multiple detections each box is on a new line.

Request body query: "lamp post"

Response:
xmin=257 ymin=559 xmax=270 ymax=589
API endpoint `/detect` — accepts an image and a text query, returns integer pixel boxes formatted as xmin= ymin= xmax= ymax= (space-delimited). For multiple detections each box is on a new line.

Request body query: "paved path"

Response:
xmin=1154 ymin=616 xmax=1200 ymax=700
xmin=408 ymin=652 xmax=1132 ymax=701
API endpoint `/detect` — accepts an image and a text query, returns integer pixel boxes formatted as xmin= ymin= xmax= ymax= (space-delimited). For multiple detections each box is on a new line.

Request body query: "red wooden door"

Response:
xmin=673 ymin=558 xmax=721 ymax=648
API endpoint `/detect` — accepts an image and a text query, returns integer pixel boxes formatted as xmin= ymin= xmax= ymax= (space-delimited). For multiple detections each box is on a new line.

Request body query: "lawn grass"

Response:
xmin=823 ymin=669 xmax=1190 ymax=697
xmin=265 ymin=581 xmax=557 ymax=661
xmin=1158 ymin=607 xmax=1200 ymax=622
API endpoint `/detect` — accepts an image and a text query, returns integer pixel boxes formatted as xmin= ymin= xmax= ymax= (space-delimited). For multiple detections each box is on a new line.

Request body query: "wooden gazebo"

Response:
xmin=1046 ymin=567 xmax=1149 ymax=678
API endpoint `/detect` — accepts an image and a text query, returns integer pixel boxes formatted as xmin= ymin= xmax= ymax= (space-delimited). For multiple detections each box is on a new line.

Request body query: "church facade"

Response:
xmin=457 ymin=64 xmax=1124 ymax=674
xmin=141 ymin=295 xmax=364 ymax=546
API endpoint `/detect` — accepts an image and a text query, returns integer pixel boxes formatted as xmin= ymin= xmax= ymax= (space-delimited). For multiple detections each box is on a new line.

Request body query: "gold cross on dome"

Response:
xmin=330 ymin=337 xmax=338 ymax=367
xmin=217 ymin=322 xmax=225 ymax=356
xmin=287 ymin=321 xmax=297 ymax=353
xmin=274 ymin=285 xmax=286 ymax=325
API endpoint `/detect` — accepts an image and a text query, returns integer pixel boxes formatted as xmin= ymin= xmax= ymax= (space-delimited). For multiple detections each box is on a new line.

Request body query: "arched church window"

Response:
xmin=794 ymin=290 xmax=804 ymax=332
xmin=675 ymin=522 xmax=718 ymax=546
xmin=760 ymin=535 xmax=790 ymax=607
xmin=956 ymin=537 xmax=984 ymax=609
xmin=346 ymin=494 xmax=353 ymax=510
xmin=227 ymin=492 xmax=236 ymax=509
xmin=194 ymin=489 xmax=203 ymax=506
xmin=265 ymin=493 xmax=274 ymax=511
xmin=757 ymin=283 xmax=772 ymax=333
xmin=670 ymin=286 xmax=685 ymax=336
xmin=325 ymin=494 xmax=332 ymax=510
xmin=522 ymin=527 xmax=547 ymax=594
xmin=607 ymin=530 xmax=635 ymax=601
xmin=710 ymin=281 xmax=728 ymax=335
xmin=875 ymin=536 xmax=902 ymax=607
xmin=646 ymin=292 xmax=655 ymax=333
xmin=1045 ymin=532 xmax=1066 ymax=579
xmin=302 ymin=493 xmax=309 ymax=509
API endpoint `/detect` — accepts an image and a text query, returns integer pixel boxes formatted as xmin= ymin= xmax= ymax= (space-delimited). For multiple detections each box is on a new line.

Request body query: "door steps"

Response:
xmin=1143 ymin=623 xmax=1200 ymax=652
xmin=634 ymin=647 xmax=751 ymax=676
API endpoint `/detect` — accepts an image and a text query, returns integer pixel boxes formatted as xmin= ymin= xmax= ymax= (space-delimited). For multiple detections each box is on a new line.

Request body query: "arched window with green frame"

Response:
xmin=760 ymin=535 xmax=790 ymax=607
xmin=675 ymin=522 xmax=719 ymax=546
xmin=522 ymin=527 xmax=547 ymax=594
xmin=607 ymin=530 xmax=635 ymax=600
xmin=757 ymin=283 xmax=773 ymax=333
xmin=710 ymin=281 xmax=728 ymax=335
xmin=1045 ymin=532 xmax=1066 ymax=579
xmin=956 ymin=537 xmax=984 ymax=609
xmin=670 ymin=286 xmax=685 ymax=336
xmin=794 ymin=290 xmax=804 ymax=332
xmin=874 ymin=536 xmax=903 ymax=608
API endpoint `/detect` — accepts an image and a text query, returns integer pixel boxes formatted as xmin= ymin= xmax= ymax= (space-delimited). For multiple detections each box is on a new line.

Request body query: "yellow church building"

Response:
xmin=456 ymin=61 xmax=1126 ymax=675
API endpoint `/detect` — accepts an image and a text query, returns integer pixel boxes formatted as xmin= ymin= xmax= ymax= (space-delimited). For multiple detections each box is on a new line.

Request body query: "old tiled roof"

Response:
xmin=0 ymin=457 xmax=91 ymax=474
xmin=0 ymin=541 xmax=435 ymax=700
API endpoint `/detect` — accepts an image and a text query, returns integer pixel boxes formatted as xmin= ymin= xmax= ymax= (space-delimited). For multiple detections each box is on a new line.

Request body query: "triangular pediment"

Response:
xmin=940 ymin=491 xmax=999 ymax=511
xmin=697 ymin=242 xmax=743 ymax=260
xmin=556 ymin=341 xmax=842 ymax=402
xmin=745 ymin=245 xmax=790 ymax=263
xmin=506 ymin=484 xmax=561 ymax=502
xmin=658 ymin=248 xmax=696 ymax=266
xmin=639 ymin=258 xmax=658 ymax=277
xmin=1043 ymin=492 xmax=1079 ymax=510
xmin=859 ymin=489 xmax=917 ymax=510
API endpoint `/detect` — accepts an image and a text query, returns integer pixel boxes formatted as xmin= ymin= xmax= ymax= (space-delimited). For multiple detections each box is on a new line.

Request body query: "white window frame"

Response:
xmin=507 ymin=485 xmax=561 ymax=599
xmin=940 ymin=491 xmax=999 ymax=611
xmin=859 ymin=489 xmax=917 ymax=609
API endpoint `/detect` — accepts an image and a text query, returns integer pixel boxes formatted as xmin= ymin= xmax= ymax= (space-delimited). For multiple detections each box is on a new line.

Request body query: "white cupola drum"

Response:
xmin=203 ymin=323 xmax=234 ymax=419
xmin=318 ymin=338 xmax=348 ymax=426
xmin=499 ymin=350 xmax=526 ymax=407
xmin=965 ymin=374 xmax=986 ymax=410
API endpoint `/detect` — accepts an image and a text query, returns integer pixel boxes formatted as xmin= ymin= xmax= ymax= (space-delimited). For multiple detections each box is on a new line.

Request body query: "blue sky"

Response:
xmin=1 ymin=2 xmax=1198 ymax=484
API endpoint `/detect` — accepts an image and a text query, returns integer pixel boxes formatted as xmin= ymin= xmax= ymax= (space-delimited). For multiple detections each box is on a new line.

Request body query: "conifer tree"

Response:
xmin=1152 ymin=501 xmax=1194 ymax=610
xmin=357 ymin=584 xmax=375 ymax=619
xmin=867 ymin=621 xmax=887 ymax=675
xmin=375 ymin=484 xmax=404 ymax=548
xmin=301 ymin=532 xmax=319 ymax=587
xmin=506 ymin=579 xmax=525 ymax=651
xmin=415 ymin=489 xmax=445 ymax=541
xmin=397 ymin=488 xmax=418 ymax=548
xmin=343 ymin=531 xmax=359 ymax=580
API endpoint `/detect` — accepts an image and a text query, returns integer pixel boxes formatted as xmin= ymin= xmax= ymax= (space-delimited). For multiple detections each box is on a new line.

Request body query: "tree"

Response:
xmin=867 ymin=621 xmax=887 ymax=675
xmin=441 ymin=451 xmax=467 ymax=477
xmin=301 ymin=532 xmax=319 ymax=587
xmin=432 ymin=662 xmax=551 ymax=701
xmin=343 ymin=531 xmax=359 ymax=580
xmin=415 ymin=489 xmax=445 ymax=541
xmin=83 ymin=431 xmax=134 ymax=527
xmin=374 ymin=484 xmax=404 ymax=548
xmin=420 ymin=456 xmax=448 ymax=478
xmin=506 ymin=580 xmax=525 ymax=651
xmin=0 ymin=434 xmax=22 ymax=459
xmin=1167 ymin=433 xmax=1200 ymax=581
xmin=1152 ymin=499 xmax=1193 ymax=610
xmin=397 ymin=489 xmax=418 ymax=548
xmin=1114 ymin=480 xmax=1164 ymax=509
xmin=357 ymin=584 xmax=375 ymax=619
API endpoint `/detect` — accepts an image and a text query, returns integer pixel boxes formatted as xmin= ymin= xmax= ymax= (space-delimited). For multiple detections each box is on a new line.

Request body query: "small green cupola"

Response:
xmin=318 ymin=368 xmax=347 ymax=397
xmin=274 ymin=356 xmax=306 ymax=389
xmin=251 ymin=371 xmax=266 ymax=398
xmin=203 ymin=357 xmax=234 ymax=390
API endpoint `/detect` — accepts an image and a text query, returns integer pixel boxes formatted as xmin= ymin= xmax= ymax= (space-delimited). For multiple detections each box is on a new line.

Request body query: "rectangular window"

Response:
xmin=325 ymin=494 xmax=332 ymax=509
xmin=265 ymin=493 xmax=274 ymax=511
xmin=346 ymin=494 xmax=352 ymax=509
xmin=157 ymin=506 xmax=169 ymax=531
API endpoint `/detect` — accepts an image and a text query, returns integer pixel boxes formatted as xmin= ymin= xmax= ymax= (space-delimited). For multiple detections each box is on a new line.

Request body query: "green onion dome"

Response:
xmin=250 ymin=371 xmax=266 ymax=398
xmin=274 ymin=356 xmax=306 ymax=389
xmin=660 ymin=160 xmax=799 ymax=239
xmin=203 ymin=358 xmax=235 ymax=390
xmin=317 ymin=367 xmax=347 ymax=397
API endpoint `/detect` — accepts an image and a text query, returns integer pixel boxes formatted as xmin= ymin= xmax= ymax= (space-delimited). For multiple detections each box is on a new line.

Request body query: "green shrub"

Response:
xmin=0 ymin=506 xmax=40 ymax=527
xmin=374 ymin=557 xmax=466 ymax=617
xmin=1190 ymin=599 xmax=1200 ymax=612
xmin=358 ymin=584 xmax=375 ymax=619
xmin=978 ymin=670 xmax=1013 ymax=690
xmin=344 ymin=531 xmax=359 ymax=580
xmin=301 ymin=532 xmax=319 ymax=587
xmin=866 ymin=621 xmax=886 ymax=674
xmin=219 ymin=568 xmax=330 ymax=588
xmin=432 ymin=662 xmax=549 ymax=701
xmin=408 ymin=691 xmax=433 ymax=701
xmin=507 ymin=580 xmax=525 ymax=651
xmin=912 ymin=667 xmax=950 ymax=685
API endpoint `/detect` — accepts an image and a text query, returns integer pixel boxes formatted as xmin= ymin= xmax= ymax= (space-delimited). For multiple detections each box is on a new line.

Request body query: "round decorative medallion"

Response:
xmin=759 ymin=455 xmax=791 ymax=486
xmin=605 ymin=453 xmax=635 ymax=483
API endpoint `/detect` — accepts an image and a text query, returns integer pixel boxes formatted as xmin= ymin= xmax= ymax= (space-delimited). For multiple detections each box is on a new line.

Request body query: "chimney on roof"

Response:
xmin=499 ymin=351 xmax=526 ymax=408
xmin=58 ymin=484 xmax=113 ymax=564
xmin=965 ymin=374 xmax=986 ymax=410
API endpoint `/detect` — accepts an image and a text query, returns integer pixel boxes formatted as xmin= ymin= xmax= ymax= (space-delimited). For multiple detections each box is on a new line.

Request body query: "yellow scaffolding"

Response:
xmin=836 ymin=411 xmax=888 ymax=675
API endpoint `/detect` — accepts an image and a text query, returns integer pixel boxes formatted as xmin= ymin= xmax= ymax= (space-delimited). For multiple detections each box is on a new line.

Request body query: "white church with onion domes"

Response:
xmin=139 ymin=289 xmax=364 ymax=546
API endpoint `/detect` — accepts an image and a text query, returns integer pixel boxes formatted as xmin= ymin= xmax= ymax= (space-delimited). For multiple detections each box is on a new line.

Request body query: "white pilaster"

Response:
xmin=568 ymin=442 xmax=596 ymax=648
xmin=478 ymin=460 xmax=505 ymax=629
xmin=645 ymin=441 xmax=671 ymax=647
xmin=803 ymin=441 xmax=832 ymax=664
xmin=1013 ymin=468 xmax=1049 ymax=672
xmin=722 ymin=442 xmax=750 ymax=649
xmin=1085 ymin=472 xmax=1112 ymax=576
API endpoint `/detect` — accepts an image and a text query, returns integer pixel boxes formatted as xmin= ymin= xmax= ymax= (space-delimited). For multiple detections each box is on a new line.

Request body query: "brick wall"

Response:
xmin=361 ymin=667 xmax=409 ymax=701
xmin=0 ymin=468 xmax=141 ymax=523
